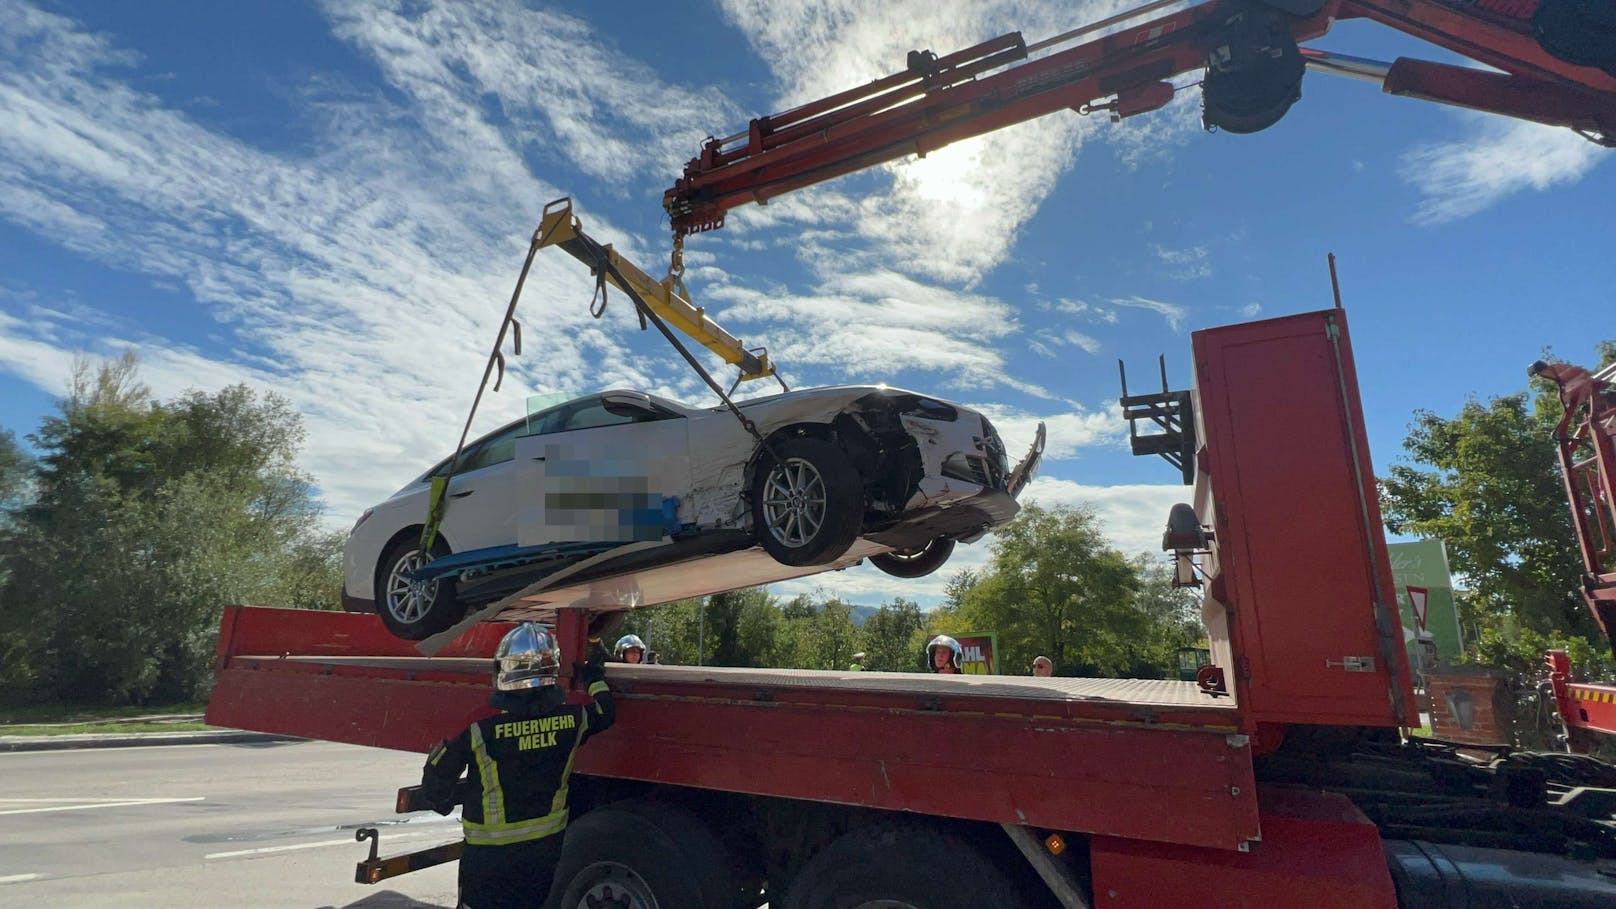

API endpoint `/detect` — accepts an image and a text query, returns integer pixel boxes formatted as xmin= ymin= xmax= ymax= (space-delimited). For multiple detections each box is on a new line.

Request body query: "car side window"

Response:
xmin=557 ymin=399 xmax=669 ymax=432
xmin=457 ymin=422 xmax=526 ymax=473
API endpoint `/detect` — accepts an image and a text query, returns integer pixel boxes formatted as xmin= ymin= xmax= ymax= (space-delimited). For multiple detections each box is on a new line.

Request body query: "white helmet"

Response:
xmin=614 ymin=634 xmax=647 ymax=660
xmin=495 ymin=623 xmax=560 ymax=690
xmin=925 ymin=634 xmax=963 ymax=672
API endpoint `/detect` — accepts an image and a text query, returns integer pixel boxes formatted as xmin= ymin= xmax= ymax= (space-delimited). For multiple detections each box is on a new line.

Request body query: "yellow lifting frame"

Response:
xmin=536 ymin=198 xmax=774 ymax=381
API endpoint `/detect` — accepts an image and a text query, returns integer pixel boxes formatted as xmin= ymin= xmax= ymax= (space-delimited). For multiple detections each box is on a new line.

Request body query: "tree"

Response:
xmin=932 ymin=503 xmax=1198 ymax=678
xmin=0 ymin=426 xmax=30 ymax=521
xmin=1379 ymin=341 xmax=1616 ymax=658
xmin=0 ymin=354 xmax=341 ymax=705
xmin=859 ymin=598 xmax=924 ymax=671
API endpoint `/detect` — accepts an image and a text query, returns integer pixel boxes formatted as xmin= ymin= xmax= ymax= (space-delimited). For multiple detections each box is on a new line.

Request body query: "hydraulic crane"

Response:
xmin=663 ymin=0 xmax=1616 ymax=240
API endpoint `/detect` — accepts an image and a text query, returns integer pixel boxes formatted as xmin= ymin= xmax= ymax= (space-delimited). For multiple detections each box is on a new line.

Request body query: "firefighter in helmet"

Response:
xmin=926 ymin=635 xmax=963 ymax=674
xmin=420 ymin=622 xmax=615 ymax=909
xmin=613 ymin=633 xmax=647 ymax=664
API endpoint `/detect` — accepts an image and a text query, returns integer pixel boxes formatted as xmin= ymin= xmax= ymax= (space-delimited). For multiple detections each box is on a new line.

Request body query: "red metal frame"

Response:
xmin=1545 ymin=649 xmax=1616 ymax=751
xmin=662 ymin=0 xmax=1616 ymax=236
xmin=1534 ymin=360 xmax=1616 ymax=653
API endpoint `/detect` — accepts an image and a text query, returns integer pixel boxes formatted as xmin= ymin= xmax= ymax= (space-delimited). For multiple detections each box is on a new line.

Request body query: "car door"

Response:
xmin=435 ymin=420 xmax=527 ymax=554
xmin=515 ymin=393 xmax=692 ymax=548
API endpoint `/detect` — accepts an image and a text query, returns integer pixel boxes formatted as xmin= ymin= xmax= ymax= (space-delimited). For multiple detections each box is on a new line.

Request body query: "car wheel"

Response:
xmin=751 ymin=437 xmax=864 ymax=567
xmin=869 ymin=538 xmax=957 ymax=579
xmin=778 ymin=821 xmax=1031 ymax=909
xmin=548 ymin=802 xmax=746 ymax=909
xmin=374 ymin=536 xmax=464 ymax=640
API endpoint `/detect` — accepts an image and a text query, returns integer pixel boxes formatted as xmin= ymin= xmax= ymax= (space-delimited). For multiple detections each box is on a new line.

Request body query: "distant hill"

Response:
xmin=848 ymin=604 xmax=878 ymax=626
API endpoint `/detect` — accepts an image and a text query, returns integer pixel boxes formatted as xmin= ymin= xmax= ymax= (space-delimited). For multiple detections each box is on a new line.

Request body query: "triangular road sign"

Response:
xmin=1406 ymin=585 xmax=1429 ymax=631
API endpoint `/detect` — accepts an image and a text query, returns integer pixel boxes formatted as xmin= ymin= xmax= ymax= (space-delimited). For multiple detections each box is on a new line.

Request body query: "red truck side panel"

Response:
xmin=1192 ymin=309 xmax=1418 ymax=729
xmin=207 ymin=605 xmax=1261 ymax=851
xmin=1090 ymin=787 xmax=1398 ymax=908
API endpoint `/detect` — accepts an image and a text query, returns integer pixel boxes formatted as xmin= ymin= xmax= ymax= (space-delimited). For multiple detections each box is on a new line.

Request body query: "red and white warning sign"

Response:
xmin=1406 ymin=585 xmax=1429 ymax=631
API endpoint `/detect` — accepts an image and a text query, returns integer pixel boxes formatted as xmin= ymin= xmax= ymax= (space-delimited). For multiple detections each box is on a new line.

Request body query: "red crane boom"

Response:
xmin=663 ymin=0 xmax=1616 ymax=238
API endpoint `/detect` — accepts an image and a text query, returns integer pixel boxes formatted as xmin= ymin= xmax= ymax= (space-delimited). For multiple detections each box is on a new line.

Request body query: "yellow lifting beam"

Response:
xmin=536 ymin=197 xmax=774 ymax=381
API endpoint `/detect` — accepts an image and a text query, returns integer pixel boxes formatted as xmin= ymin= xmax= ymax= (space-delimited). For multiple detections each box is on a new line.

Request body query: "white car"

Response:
xmin=343 ymin=386 xmax=1043 ymax=639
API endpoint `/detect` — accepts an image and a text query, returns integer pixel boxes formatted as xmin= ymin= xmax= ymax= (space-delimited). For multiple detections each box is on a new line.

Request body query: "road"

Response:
xmin=0 ymin=740 xmax=461 ymax=907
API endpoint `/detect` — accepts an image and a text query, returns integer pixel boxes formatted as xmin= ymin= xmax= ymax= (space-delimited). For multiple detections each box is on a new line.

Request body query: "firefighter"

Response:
xmin=926 ymin=635 xmax=963 ymax=674
xmin=613 ymin=633 xmax=647 ymax=664
xmin=421 ymin=622 xmax=615 ymax=909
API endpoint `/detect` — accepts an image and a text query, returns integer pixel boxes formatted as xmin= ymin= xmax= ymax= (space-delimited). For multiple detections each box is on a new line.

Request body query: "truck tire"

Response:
xmin=751 ymin=437 xmax=864 ymax=567
xmin=548 ymin=802 xmax=747 ymax=909
xmin=778 ymin=821 xmax=1032 ymax=909
xmin=869 ymin=538 xmax=956 ymax=579
xmin=374 ymin=536 xmax=464 ymax=640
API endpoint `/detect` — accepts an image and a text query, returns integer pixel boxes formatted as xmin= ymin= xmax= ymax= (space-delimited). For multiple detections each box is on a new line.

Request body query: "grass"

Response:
xmin=0 ymin=720 xmax=213 ymax=737
xmin=0 ymin=700 xmax=206 ymax=725
xmin=0 ymin=700 xmax=212 ymax=736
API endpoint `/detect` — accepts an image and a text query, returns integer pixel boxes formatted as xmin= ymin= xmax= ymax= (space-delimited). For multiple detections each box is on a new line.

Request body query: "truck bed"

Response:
xmin=207 ymin=606 xmax=1258 ymax=851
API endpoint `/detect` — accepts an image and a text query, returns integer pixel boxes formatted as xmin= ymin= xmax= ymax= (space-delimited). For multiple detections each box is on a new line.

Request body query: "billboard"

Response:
xmin=1387 ymin=539 xmax=1463 ymax=665
xmin=928 ymin=632 xmax=998 ymax=674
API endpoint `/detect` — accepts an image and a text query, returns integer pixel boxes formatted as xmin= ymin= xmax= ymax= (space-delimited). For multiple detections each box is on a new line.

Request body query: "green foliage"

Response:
xmin=936 ymin=503 xmax=1198 ymax=677
xmin=1379 ymin=342 xmax=1616 ymax=657
xmin=0 ymin=354 xmax=343 ymax=706
xmin=0 ymin=426 xmax=30 ymax=519
xmin=859 ymin=598 xmax=924 ymax=672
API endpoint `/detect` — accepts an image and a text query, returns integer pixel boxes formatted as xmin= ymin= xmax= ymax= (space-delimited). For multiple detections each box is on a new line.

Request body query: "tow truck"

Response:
xmin=207 ymin=1 xmax=1616 ymax=906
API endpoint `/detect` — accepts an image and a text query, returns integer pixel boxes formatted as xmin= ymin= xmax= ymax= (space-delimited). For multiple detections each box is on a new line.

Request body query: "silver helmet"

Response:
xmin=613 ymin=634 xmax=647 ymax=660
xmin=495 ymin=622 xmax=560 ymax=690
xmin=925 ymin=634 xmax=963 ymax=672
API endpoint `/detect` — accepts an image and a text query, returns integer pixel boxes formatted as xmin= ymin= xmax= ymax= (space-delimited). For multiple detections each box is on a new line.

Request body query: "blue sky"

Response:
xmin=1 ymin=0 xmax=1611 ymax=606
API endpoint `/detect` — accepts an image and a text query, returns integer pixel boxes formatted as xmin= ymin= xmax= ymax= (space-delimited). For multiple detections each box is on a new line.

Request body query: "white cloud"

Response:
xmin=1150 ymin=243 xmax=1211 ymax=280
xmin=972 ymin=403 xmax=1121 ymax=460
xmin=1109 ymin=295 xmax=1188 ymax=332
xmin=1018 ymin=476 xmax=1189 ymax=557
xmin=704 ymin=268 xmax=1028 ymax=393
xmin=0 ymin=0 xmax=741 ymax=522
xmin=708 ymin=0 xmax=1170 ymax=285
xmin=1400 ymin=117 xmax=1606 ymax=225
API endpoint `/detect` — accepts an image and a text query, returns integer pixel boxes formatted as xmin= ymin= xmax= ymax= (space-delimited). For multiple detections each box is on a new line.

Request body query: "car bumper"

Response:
xmin=341 ymin=591 xmax=376 ymax=614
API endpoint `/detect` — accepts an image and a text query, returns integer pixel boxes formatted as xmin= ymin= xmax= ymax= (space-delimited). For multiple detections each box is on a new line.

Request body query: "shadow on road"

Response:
xmin=319 ymin=891 xmax=450 ymax=909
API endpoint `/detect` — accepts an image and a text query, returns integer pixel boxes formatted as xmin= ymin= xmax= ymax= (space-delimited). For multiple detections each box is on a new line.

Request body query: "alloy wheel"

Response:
xmin=761 ymin=457 xmax=827 ymax=548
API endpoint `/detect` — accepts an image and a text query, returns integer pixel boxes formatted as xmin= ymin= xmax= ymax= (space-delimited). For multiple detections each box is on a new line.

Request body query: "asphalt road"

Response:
xmin=0 ymin=740 xmax=462 ymax=907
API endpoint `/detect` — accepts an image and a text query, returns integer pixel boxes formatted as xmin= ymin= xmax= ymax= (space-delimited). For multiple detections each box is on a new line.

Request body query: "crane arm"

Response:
xmin=664 ymin=0 xmax=1616 ymax=238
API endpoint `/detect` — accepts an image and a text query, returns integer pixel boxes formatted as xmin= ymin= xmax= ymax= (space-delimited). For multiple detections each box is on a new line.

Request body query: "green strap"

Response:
xmin=421 ymin=475 xmax=449 ymax=551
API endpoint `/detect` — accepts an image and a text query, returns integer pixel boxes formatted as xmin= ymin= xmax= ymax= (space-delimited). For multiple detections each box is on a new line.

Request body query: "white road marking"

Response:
xmin=0 ymin=796 xmax=205 ymax=816
xmin=0 ymin=874 xmax=43 ymax=884
xmin=205 ymin=830 xmax=438 ymax=861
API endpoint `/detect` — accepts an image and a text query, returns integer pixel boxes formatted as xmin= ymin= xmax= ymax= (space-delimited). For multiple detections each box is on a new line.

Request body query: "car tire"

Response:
xmin=374 ymin=535 xmax=464 ymax=640
xmin=869 ymin=538 xmax=957 ymax=579
xmin=778 ymin=821 xmax=1031 ymax=909
xmin=548 ymin=802 xmax=746 ymax=909
xmin=751 ymin=437 xmax=864 ymax=567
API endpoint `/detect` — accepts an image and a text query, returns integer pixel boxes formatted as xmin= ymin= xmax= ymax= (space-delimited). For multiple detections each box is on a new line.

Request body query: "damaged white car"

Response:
xmin=343 ymin=386 xmax=1044 ymax=639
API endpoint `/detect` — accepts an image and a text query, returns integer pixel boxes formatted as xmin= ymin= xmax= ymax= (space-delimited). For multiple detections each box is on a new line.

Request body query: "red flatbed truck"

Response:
xmin=206 ymin=307 xmax=1616 ymax=908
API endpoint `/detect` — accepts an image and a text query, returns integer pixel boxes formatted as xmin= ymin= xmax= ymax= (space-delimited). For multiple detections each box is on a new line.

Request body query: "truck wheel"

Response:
xmin=549 ymin=802 xmax=746 ymax=909
xmin=751 ymin=437 xmax=864 ymax=567
xmin=869 ymin=538 xmax=956 ymax=579
xmin=779 ymin=822 xmax=1032 ymax=909
xmin=374 ymin=536 xmax=463 ymax=640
